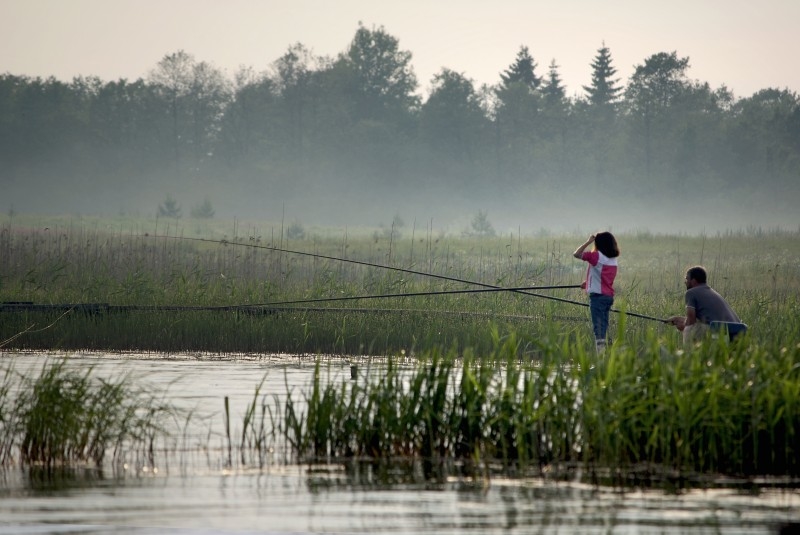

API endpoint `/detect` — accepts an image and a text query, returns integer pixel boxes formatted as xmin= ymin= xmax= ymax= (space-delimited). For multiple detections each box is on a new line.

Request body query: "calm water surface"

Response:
xmin=1 ymin=352 xmax=798 ymax=535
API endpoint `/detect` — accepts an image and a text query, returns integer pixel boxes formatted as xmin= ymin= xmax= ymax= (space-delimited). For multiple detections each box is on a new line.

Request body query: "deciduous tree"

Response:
xmin=340 ymin=23 xmax=419 ymax=123
xmin=624 ymin=51 xmax=691 ymax=179
xmin=419 ymin=68 xmax=489 ymax=167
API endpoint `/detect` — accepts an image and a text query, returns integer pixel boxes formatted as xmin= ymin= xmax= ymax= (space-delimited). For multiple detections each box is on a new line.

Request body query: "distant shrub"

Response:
xmin=374 ymin=214 xmax=404 ymax=240
xmin=287 ymin=220 xmax=305 ymax=240
xmin=190 ymin=198 xmax=215 ymax=219
xmin=466 ymin=210 xmax=495 ymax=237
xmin=158 ymin=196 xmax=182 ymax=219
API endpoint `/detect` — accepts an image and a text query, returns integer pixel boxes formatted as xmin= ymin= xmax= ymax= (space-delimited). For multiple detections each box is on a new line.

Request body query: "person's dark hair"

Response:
xmin=686 ymin=266 xmax=707 ymax=284
xmin=594 ymin=231 xmax=619 ymax=258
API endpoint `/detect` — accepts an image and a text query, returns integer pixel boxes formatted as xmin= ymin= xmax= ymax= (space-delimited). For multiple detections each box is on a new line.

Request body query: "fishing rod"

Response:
xmin=0 ymin=295 xmax=666 ymax=323
xmin=247 ymin=284 xmax=580 ymax=307
xmin=150 ymin=234 xmax=557 ymax=293
xmin=146 ymin=234 xmax=667 ymax=323
xmin=255 ymin=288 xmax=668 ymax=323
xmin=252 ymin=284 xmax=666 ymax=323
xmin=0 ymin=301 xmax=585 ymax=324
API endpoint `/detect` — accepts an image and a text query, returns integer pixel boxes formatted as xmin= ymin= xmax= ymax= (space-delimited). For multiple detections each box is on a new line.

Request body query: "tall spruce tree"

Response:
xmin=500 ymin=46 xmax=542 ymax=91
xmin=495 ymin=47 xmax=544 ymax=183
xmin=581 ymin=43 xmax=622 ymax=183
xmin=583 ymin=42 xmax=622 ymax=108
xmin=542 ymin=59 xmax=566 ymax=105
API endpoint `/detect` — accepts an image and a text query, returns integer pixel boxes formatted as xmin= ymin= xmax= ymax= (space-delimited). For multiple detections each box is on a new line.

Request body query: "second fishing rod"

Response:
xmin=147 ymin=234 xmax=666 ymax=323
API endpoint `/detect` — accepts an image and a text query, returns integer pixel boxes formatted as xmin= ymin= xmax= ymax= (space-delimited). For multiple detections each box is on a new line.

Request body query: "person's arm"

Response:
xmin=684 ymin=306 xmax=697 ymax=327
xmin=667 ymin=315 xmax=685 ymax=331
xmin=667 ymin=307 xmax=696 ymax=332
xmin=573 ymin=235 xmax=595 ymax=259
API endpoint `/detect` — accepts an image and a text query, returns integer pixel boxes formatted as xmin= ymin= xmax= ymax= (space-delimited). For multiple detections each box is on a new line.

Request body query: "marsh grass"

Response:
xmin=0 ymin=359 xmax=181 ymax=471
xmin=1 ymin=217 xmax=799 ymax=355
xmin=277 ymin=331 xmax=800 ymax=482
xmin=1 ymin=213 xmax=796 ymax=487
xmin=237 ymin=376 xmax=280 ymax=468
xmin=1 ymin=332 xmax=798 ymax=485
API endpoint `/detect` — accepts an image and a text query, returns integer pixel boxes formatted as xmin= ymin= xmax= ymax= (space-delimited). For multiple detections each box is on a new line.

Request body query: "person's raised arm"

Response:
xmin=573 ymin=234 xmax=595 ymax=259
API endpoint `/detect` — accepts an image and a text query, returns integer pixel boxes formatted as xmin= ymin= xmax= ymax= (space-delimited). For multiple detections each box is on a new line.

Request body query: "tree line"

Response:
xmin=2 ymin=23 xmax=799 ymax=220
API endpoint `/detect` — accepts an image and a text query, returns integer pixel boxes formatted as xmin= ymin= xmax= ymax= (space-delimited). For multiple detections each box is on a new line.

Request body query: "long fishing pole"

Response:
xmin=247 ymin=284 xmax=580 ymax=307
xmin=150 ymin=234 xmax=551 ymax=292
xmin=147 ymin=234 xmax=667 ymax=323
xmin=260 ymin=283 xmax=665 ymax=323
xmin=254 ymin=286 xmax=668 ymax=323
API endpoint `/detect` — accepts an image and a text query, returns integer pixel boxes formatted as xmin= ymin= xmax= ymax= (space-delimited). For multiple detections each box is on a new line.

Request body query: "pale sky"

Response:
xmin=2 ymin=0 xmax=799 ymax=99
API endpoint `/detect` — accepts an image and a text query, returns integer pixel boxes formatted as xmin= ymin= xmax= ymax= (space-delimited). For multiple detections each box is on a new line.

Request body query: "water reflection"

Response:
xmin=1 ymin=352 xmax=798 ymax=534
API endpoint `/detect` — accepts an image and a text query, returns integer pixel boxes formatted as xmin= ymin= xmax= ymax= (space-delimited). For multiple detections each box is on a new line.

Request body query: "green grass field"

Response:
xmin=2 ymin=215 xmax=798 ymax=354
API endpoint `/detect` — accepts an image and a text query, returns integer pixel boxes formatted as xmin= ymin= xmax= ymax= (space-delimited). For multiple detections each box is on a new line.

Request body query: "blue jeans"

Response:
xmin=589 ymin=294 xmax=614 ymax=341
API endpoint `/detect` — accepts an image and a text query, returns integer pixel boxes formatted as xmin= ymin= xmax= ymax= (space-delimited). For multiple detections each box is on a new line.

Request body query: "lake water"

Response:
xmin=1 ymin=352 xmax=798 ymax=534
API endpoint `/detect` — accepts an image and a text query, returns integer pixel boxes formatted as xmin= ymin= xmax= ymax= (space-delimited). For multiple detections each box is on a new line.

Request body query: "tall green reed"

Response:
xmin=1 ymin=359 xmax=180 ymax=470
xmin=237 ymin=375 xmax=280 ymax=468
xmin=278 ymin=330 xmax=800 ymax=480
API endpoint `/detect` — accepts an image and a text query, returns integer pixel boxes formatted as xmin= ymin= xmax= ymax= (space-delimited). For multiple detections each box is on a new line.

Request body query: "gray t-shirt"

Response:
xmin=685 ymin=284 xmax=740 ymax=324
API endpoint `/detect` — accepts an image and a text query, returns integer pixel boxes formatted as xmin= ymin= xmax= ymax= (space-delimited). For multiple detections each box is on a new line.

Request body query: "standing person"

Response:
xmin=573 ymin=232 xmax=620 ymax=354
xmin=667 ymin=266 xmax=744 ymax=345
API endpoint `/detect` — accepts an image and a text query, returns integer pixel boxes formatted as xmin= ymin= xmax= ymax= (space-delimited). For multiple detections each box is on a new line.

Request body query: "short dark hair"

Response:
xmin=594 ymin=232 xmax=619 ymax=258
xmin=686 ymin=266 xmax=707 ymax=284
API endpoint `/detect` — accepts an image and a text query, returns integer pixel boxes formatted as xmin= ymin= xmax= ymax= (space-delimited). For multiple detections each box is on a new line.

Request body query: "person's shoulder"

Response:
xmin=685 ymin=285 xmax=701 ymax=297
xmin=598 ymin=252 xmax=617 ymax=265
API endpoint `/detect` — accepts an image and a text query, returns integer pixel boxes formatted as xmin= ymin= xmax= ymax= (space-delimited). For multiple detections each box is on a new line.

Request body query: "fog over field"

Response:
xmin=6 ymin=163 xmax=796 ymax=236
xmin=3 ymin=23 xmax=799 ymax=236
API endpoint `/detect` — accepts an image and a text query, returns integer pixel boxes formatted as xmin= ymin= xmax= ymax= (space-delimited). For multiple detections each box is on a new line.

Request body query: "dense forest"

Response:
xmin=2 ymin=24 xmax=799 ymax=233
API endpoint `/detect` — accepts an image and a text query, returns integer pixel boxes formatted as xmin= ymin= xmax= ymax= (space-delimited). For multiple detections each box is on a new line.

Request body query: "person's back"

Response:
xmin=668 ymin=266 xmax=744 ymax=344
xmin=686 ymin=284 xmax=740 ymax=325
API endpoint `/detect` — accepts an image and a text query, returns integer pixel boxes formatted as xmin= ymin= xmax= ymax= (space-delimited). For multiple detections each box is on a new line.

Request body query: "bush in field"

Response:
xmin=465 ymin=210 xmax=495 ymax=237
xmin=158 ymin=196 xmax=182 ymax=218
xmin=190 ymin=198 xmax=215 ymax=219
xmin=287 ymin=220 xmax=305 ymax=240
xmin=372 ymin=214 xmax=404 ymax=241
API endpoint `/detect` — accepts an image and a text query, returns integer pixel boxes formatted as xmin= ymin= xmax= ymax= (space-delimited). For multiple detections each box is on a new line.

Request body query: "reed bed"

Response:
xmin=3 ymin=217 xmax=799 ymax=355
xmin=0 ymin=359 xmax=181 ymax=471
xmin=1 ymin=332 xmax=798 ymax=485
xmin=2 ymin=217 xmax=798 ymax=485
xmin=276 ymin=331 xmax=800 ymax=482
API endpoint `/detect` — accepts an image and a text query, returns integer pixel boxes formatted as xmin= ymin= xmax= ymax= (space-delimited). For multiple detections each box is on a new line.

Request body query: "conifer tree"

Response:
xmin=583 ymin=42 xmax=622 ymax=107
xmin=542 ymin=59 xmax=566 ymax=104
xmin=500 ymin=46 xmax=542 ymax=91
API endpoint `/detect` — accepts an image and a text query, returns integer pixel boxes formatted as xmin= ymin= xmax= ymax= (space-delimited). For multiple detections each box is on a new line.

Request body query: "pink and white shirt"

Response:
xmin=580 ymin=251 xmax=617 ymax=296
